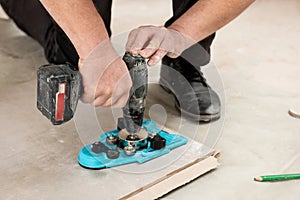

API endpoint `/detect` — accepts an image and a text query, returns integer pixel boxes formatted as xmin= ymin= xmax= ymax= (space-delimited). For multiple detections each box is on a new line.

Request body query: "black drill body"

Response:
xmin=37 ymin=52 xmax=148 ymax=131
xmin=122 ymin=52 xmax=148 ymax=135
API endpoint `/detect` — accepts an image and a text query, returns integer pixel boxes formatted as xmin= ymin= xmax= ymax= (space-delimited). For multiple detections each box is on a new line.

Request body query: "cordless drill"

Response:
xmin=121 ymin=52 xmax=148 ymax=135
xmin=37 ymin=52 xmax=147 ymax=134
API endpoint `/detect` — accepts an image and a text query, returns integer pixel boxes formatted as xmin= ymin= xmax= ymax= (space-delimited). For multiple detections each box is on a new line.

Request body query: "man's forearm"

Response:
xmin=169 ymin=0 xmax=255 ymax=42
xmin=40 ymin=0 xmax=109 ymax=59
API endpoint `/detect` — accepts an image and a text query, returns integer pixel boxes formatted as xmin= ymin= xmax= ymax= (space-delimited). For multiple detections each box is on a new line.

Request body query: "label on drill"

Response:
xmin=55 ymin=83 xmax=66 ymax=121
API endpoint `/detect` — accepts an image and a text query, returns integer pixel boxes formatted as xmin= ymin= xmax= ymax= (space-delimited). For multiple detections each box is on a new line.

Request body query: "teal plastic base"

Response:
xmin=78 ymin=120 xmax=188 ymax=169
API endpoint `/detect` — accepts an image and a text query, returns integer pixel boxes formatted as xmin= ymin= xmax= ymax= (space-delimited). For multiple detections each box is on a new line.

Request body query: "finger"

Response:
xmin=147 ymin=49 xmax=168 ymax=66
xmin=139 ymin=37 xmax=162 ymax=58
xmin=126 ymin=29 xmax=139 ymax=53
xmin=128 ymin=30 xmax=151 ymax=55
xmin=126 ymin=26 xmax=156 ymax=52
xmin=92 ymin=96 xmax=111 ymax=107
xmin=101 ymin=98 xmax=113 ymax=108
xmin=110 ymin=84 xmax=131 ymax=108
xmin=110 ymin=92 xmax=124 ymax=107
xmin=93 ymin=79 xmax=113 ymax=101
xmin=111 ymin=94 xmax=129 ymax=108
xmin=110 ymin=93 xmax=128 ymax=108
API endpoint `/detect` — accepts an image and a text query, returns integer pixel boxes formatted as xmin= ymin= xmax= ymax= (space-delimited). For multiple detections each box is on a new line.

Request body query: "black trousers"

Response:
xmin=0 ymin=0 xmax=215 ymax=67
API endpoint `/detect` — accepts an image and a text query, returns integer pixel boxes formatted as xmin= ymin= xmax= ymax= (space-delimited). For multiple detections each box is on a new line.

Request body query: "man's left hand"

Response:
xmin=126 ymin=26 xmax=193 ymax=66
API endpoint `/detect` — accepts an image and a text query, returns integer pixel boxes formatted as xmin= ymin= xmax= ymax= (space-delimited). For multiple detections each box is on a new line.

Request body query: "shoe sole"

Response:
xmin=159 ymin=78 xmax=220 ymax=122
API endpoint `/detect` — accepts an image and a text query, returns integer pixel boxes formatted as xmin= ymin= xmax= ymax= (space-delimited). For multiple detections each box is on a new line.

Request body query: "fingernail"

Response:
xmin=139 ymin=51 xmax=146 ymax=57
xmin=148 ymin=60 xmax=155 ymax=66
xmin=131 ymin=49 xmax=139 ymax=55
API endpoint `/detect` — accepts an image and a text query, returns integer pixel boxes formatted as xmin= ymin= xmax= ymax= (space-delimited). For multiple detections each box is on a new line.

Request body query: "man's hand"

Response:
xmin=126 ymin=0 xmax=254 ymax=66
xmin=126 ymin=26 xmax=194 ymax=66
xmin=40 ymin=0 xmax=132 ymax=108
xmin=79 ymin=42 xmax=132 ymax=108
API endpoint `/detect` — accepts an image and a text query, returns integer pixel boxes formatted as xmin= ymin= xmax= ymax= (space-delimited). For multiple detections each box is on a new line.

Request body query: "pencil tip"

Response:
xmin=254 ymin=176 xmax=262 ymax=182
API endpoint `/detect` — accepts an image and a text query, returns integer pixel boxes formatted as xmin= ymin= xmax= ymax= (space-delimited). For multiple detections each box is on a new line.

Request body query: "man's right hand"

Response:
xmin=78 ymin=42 xmax=132 ymax=108
xmin=40 ymin=1 xmax=132 ymax=107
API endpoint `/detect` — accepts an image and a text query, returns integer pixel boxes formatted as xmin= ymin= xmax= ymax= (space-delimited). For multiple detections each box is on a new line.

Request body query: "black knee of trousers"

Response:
xmin=1 ymin=0 xmax=112 ymax=67
xmin=0 ymin=0 xmax=8 ymax=12
xmin=44 ymin=23 xmax=80 ymax=67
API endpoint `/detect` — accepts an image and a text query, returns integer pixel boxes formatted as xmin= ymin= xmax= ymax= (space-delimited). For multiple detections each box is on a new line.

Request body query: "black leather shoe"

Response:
xmin=159 ymin=56 xmax=221 ymax=122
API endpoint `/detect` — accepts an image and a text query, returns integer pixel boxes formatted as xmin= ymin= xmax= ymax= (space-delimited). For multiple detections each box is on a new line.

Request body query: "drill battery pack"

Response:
xmin=37 ymin=64 xmax=82 ymax=125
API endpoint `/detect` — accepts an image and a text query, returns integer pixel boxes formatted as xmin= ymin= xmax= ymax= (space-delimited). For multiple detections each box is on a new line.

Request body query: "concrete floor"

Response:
xmin=1 ymin=0 xmax=300 ymax=199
